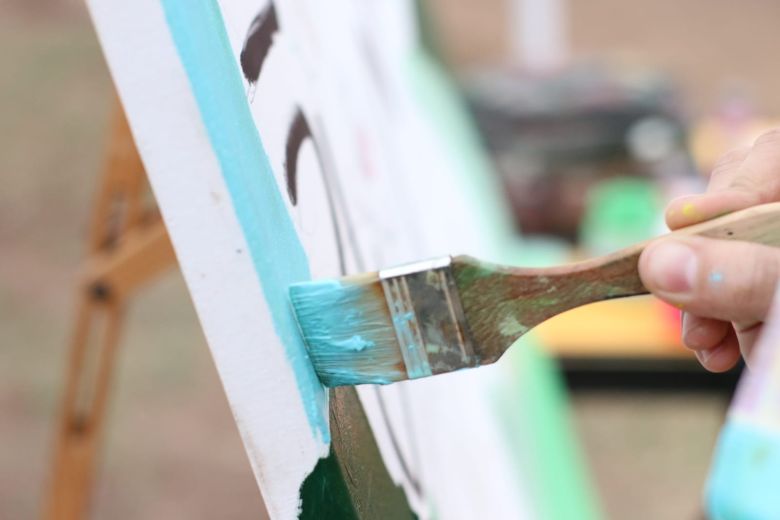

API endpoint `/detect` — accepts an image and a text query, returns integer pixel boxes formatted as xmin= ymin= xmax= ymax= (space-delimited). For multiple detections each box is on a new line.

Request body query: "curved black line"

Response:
xmin=284 ymin=109 xmax=347 ymax=275
xmin=240 ymin=3 xmax=279 ymax=84
xmin=374 ymin=387 xmax=423 ymax=497
xmin=311 ymin=116 xmax=365 ymax=274
xmin=284 ymin=108 xmax=310 ymax=206
xmin=302 ymin=115 xmax=425 ymax=500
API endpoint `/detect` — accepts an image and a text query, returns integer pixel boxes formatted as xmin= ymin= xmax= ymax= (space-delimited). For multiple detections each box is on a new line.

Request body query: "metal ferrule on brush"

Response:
xmin=379 ymin=256 xmax=479 ymax=379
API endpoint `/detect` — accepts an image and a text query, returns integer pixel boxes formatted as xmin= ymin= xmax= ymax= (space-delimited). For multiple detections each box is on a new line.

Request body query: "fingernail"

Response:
xmin=644 ymin=240 xmax=698 ymax=294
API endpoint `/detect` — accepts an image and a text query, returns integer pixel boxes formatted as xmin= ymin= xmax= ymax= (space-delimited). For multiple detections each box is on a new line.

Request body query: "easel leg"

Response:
xmin=43 ymin=295 xmax=124 ymax=520
xmin=42 ymin=100 xmax=175 ymax=520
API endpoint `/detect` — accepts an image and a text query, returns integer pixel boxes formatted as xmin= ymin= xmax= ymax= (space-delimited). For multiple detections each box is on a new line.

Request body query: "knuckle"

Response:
xmin=728 ymin=174 xmax=760 ymax=193
xmin=711 ymin=147 xmax=748 ymax=177
xmin=754 ymin=128 xmax=780 ymax=149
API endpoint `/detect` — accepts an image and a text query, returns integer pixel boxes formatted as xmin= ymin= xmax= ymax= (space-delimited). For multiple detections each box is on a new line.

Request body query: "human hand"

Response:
xmin=639 ymin=129 xmax=780 ymax=372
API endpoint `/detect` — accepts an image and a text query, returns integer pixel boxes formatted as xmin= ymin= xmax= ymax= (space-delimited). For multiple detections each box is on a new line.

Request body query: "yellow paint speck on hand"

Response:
xmin=682 ymin=202 xmax=699 ymax=219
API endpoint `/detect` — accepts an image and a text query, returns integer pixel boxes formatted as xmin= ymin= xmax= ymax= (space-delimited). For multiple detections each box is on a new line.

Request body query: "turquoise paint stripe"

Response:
xmin=160 ymin=0 xmax=329 ymax=443
xmin=707 ymin=420 xmax=780 ymax=520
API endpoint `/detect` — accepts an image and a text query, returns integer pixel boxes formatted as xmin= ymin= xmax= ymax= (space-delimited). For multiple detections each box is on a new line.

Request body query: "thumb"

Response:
xmin=639 ymin=236 xmax=780 ymax=324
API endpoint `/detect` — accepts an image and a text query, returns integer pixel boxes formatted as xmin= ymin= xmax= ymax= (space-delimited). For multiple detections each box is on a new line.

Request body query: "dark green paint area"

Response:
xmin=298 ymin=387 xmax=417 ymax=519
xmin=299 ymin=448 xmax=359 ymax=520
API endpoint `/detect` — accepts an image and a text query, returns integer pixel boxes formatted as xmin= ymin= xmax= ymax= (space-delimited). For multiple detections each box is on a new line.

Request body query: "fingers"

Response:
xmin=681 ymin=313 xmax=729 ymax=351
xmin=706 ymin=146 xmax=752 ymax=191
xmin=680 ymin=313 xmax=743 ymax=372
xmin=667 ymin=129 xmax=780 ymax=229
xmin=666 ymin=190 xmax=758 ymax=230
xmin=666 ymin=147 xmax=751 ymax=230
xmin=657 ymin=128 xmax=780 ymax=372
xmin=734 ymin=322 xmax=763 ymax=364
xmin=695 ymin=327 xmax=742 ymax=372
xmin=639 ymin=236 xmax=780 ymax=324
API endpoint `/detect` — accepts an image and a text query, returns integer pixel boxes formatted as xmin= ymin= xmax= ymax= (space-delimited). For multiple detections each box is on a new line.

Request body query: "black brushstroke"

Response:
xmin=284 ymin=108 xmax=311 ymax=206
xmin=240 ymin=4 xmax=279 ymax=84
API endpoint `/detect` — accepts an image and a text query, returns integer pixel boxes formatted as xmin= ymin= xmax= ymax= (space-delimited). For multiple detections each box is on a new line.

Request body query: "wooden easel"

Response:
xmin=42 ymin=99 xmax=177 ymax=520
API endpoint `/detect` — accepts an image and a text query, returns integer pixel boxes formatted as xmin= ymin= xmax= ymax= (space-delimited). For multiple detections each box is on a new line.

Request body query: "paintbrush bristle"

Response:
xmin=289 ymin=272 xmax=406 ymax=386
xmin=290 ymin=257 xmax=489 ymax=387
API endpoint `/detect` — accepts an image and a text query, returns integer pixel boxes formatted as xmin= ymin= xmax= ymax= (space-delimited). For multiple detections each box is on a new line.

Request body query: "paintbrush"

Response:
xmin=290 ymin=202 xmax=780 ymax=387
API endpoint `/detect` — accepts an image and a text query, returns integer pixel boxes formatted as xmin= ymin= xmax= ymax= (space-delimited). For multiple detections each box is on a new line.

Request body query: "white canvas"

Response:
xmin=87 ymin=0 xmax=535 ymax=517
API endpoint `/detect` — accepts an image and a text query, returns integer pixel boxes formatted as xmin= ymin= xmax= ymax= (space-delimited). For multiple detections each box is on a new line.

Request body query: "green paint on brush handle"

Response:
xmin=455 ymin=202 xmax=780 ymax=365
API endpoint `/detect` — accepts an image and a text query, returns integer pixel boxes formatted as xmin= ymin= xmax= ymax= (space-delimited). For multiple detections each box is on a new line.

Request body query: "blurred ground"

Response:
xmin=0 ymin=1 xmax=772 ymax=519
xmin=571 ymin=392 xmax=725 ymax=519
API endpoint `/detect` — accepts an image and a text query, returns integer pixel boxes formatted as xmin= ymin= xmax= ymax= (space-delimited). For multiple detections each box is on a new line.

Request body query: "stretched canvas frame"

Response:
xmin=86 ymin=0 xmax=600 ymax=518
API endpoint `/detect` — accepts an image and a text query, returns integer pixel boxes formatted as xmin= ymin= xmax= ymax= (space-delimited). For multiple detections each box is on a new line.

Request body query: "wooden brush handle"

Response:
xmin=454 ymin=202 xmax=780 ymax=362
xmin=556 ymin=201 xmax=780 ymax=302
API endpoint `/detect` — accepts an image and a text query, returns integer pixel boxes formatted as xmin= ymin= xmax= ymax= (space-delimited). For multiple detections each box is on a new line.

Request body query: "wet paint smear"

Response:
xmin=333 ymin=335 xmax=375 ymax=351
xmin=160 ymin=0 xmax=329 ymax=443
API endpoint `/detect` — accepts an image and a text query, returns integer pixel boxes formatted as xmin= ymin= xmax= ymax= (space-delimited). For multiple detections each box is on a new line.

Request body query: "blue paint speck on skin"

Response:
xmin=709 ymin=271 xmax=724 ymax=284
xmin=160 ymin=0 xmax=329 ymax=442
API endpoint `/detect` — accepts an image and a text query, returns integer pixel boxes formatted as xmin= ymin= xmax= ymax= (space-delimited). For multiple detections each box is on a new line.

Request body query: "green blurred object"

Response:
xmin=408 ymin=6 xmax=604 ymax=514
xmin=581 ymin=177 xmax=661 ymax=256
xmin=497 ymin=336 xmax=603 ymax=520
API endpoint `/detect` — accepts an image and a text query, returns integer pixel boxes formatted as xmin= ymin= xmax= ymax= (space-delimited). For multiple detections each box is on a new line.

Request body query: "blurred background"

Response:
xmin=3 ymin=0 xmax=780 ymax=518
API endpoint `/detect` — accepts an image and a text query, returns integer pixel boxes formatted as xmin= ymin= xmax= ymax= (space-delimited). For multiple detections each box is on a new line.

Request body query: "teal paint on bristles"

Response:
xmin=289 ymin=273 xmax=406 ymax=386
xmin=290 ymin=256 xmax=486 ymax=387
xmin=289 ymin=206 xmax=780 ymax=387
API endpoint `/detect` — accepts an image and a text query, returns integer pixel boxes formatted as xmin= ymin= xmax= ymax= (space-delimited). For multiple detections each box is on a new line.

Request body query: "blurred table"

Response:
xmin=535 ymin=296 xmax=741 ymax=392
